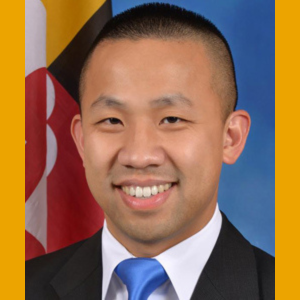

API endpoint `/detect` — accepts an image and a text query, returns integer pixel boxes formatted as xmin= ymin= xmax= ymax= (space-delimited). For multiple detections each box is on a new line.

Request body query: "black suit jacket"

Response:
xmin=26 ymin=214 xmax=275 ymax=299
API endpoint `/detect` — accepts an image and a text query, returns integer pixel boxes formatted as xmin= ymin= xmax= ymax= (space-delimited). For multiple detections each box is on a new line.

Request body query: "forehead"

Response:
xmin=81 ymin=38 xmax=219 ymax=113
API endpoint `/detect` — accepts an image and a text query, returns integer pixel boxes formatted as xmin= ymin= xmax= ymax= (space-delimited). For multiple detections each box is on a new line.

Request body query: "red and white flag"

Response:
xmin=25 ymin=0 xmax=112 ymax=260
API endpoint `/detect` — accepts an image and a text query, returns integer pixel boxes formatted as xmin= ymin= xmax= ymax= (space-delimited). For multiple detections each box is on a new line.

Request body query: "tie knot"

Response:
xmin=115 ymin=258 xmax=168 ymax=300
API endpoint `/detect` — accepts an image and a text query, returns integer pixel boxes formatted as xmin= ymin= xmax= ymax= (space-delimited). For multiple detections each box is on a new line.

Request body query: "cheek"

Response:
xmin=82 ymin=134 xmax=120 ymax=210
xmin=83 ymin=133 xmax=119 ymax=181
xmin=166 ymin=128 xmax=224 ymax=183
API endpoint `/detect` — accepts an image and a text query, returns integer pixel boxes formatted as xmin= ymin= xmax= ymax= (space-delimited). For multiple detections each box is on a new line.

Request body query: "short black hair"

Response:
xmin=80 ymin=3 xmax=238 ymax=119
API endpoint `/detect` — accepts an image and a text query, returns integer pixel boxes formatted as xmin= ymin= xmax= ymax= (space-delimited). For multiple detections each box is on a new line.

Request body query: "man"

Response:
xmin=26 ymin=3 xmax=274 ymax=300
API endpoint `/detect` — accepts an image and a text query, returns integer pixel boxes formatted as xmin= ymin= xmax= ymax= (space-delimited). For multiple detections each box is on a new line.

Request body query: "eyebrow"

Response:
xmin=90 ymin=95 xmax=126 ymax=110
xmin=90 ymin=93 xmax=193 ymax=110
xmin=150 ymin=94 xmax=193 ymax=108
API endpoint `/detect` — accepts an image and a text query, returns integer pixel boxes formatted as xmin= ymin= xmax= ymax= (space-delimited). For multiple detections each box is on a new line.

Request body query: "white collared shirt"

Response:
xmin=102 ymin=204 xmax=222 ymax=300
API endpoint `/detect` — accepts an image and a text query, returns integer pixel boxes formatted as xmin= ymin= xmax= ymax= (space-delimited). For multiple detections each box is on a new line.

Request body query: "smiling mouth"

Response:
xmin=116 ymin=183 xmax=174 ymax=199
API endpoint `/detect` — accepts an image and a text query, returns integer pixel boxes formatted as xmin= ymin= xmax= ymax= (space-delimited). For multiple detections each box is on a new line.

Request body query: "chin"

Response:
xmin=122 ymin=219 xmax=177 ymax=244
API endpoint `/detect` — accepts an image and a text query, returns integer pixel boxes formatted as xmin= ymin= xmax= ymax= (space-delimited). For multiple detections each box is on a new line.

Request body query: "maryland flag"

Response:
xmin=25 ymin=0 xmax=112 ymax=260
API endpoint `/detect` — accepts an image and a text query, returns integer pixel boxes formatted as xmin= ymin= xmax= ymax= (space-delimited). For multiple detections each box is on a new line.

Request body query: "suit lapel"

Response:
xmin=190 ymin=271 xmax=225 ymax=300
xmin=191 ymin=214 xmax=260 ymax=300
xmin=50 ymin=229 xmax=103 ymax=300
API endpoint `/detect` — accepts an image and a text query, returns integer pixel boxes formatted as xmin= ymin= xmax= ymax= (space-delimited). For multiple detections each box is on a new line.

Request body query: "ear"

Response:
xmin=71 ymin=114 xmax=85 ymax=166
xmin=223 ymin=110 xmax=251 ymax=165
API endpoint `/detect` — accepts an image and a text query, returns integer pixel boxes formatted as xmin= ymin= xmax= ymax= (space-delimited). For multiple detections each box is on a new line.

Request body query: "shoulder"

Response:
xmin=26 ymin=239 xmax=86 ymax=299
xmin=26 ymin=229 xmax=103 ymax=300
xmin=218 ymin=213 xmax=275 ymax=299
xmin=26 ymin=238 xmax=86 ymax=280
xmin=252 ymin=246 xmax=275 ymax=300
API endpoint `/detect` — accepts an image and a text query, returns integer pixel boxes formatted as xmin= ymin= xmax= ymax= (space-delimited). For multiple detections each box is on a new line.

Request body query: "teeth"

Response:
xmin=129 ymin=186 xmax=136 ymax=196
xmin=136 ymin=187 xmax=143 ymax=198
xmin=151 ymin=186 xmax=158 ymax=195
xmin=158 ymin=185 xmax=164 ymax=193
xmin=121 ymin=183 xmax=172 ymax=198
xmin=143 ymin=187 xmax=151 ymax=197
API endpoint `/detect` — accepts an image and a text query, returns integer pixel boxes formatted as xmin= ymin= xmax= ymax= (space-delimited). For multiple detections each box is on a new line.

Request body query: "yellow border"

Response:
xmin=21 ymin=0 xmax=276 ymax=298
xmin=0 ymin=1 xmax=24 ymax=299
xmin=276 ymin=0 xmax=292 ymax=297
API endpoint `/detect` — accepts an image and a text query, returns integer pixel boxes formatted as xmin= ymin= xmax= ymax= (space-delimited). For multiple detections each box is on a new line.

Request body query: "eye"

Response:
xmin=101 ymin=118 xmax=122 ymax=125
xmin=161 ymin=116 xmax=182 ymax=124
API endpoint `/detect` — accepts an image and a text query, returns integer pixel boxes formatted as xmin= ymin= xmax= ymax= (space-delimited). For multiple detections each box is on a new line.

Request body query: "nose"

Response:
xmin=117 ymin=122 xmax=166 ymax=169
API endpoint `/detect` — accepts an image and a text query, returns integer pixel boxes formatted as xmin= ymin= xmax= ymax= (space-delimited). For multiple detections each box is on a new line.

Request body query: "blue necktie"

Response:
xmin=115 ymin=258 xmax=169 ymax=300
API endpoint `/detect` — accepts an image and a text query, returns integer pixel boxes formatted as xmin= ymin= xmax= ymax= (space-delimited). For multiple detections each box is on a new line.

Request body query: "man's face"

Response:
xmin=74 ymin=39 xmax=228 ymax=253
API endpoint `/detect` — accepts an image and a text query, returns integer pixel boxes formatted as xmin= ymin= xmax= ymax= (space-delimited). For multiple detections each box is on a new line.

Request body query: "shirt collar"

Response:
xmin=101 ymin=204 xmax=222 ymax=300
xmin=154 ymin=205 xmax=222 ymax=300
xmin=101 ymin=221 xmax=134 ymax=299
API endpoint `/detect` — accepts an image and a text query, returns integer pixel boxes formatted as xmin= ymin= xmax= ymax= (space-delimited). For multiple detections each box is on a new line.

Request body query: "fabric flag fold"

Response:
xmin=25 ymin=0 xmax=112 ymax=261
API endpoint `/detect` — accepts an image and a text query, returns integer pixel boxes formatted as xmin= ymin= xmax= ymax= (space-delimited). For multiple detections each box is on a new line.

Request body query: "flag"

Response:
xmin=25 ymin=0 xmax=112 ymax=260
